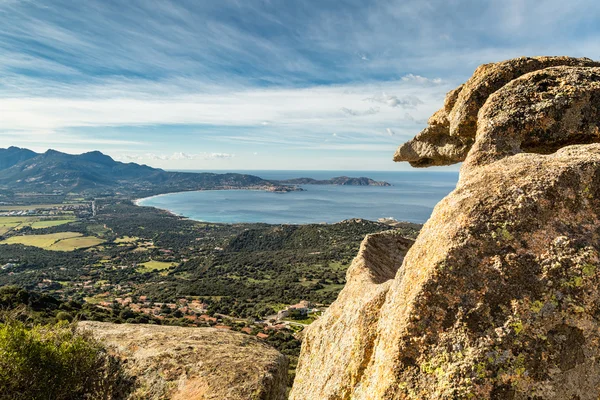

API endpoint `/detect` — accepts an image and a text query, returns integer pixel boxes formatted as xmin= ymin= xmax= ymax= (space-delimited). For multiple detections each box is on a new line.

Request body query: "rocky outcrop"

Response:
xmin=292 ymin=231 xmax=414 ymax=399
xmin=80 ymin=322 xmax=288 ymax=400
xmin=394 ymin=56 xmax=600 ymax=167
xmin=291 ymin=57 xmax=600 ymax=400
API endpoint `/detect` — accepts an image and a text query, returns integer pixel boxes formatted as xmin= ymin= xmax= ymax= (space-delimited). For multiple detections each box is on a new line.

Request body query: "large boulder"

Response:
xmin=80 ymin=322 xmax=288 ymax=400
xmin=291 ymin=57 xmax=600 ymax=400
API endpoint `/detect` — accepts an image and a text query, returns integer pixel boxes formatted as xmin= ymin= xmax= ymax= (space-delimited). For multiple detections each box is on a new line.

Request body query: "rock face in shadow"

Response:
xmin=290 ymin=57 xmax=600 ymax=400
xmin=80 ymin=322 xmax=288 ymax=400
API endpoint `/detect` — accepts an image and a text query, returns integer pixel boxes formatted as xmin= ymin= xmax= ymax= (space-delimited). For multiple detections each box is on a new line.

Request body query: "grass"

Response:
xmin=316 ymin=283 xmax=346 ymax=294
xmin=114 ymin=236 xmax=139 ymax=244
xmin=86 ymin=224 xmax=112 ymax=237
xmin=137 ymin=260 xmax=176 ymax=273
xmin=0 ymin=216 xmax=75 ymax=233
xmin=50 ymin=237 xmax=105 ymax=251
xmin=329 ymin=261 xmax=349 ymax=271
xmin=285 ymin=317 xmax=318 ymax=325
xmin=29 ymin=219 xmax=76 ymax=229
xmin=284 ymin=312 xmax=321 ymax=325
xmin=0 ymin=232 xmax=104 ymax=251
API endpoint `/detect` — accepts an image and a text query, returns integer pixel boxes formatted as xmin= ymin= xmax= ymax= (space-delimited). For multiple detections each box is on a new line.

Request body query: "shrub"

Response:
xmin=0 ymin=319 xmax=132 ymax=400
xmin=56 ymin=311 xmax=74 ymax=322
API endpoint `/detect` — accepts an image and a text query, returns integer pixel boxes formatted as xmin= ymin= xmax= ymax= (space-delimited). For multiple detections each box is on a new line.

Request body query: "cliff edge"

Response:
xmin=291 ymin=56 xmax=600 ymax=400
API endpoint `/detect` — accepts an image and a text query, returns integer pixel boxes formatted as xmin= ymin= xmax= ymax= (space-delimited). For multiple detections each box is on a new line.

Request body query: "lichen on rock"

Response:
xmin=291 ymin=56 xmax=600 ymax=400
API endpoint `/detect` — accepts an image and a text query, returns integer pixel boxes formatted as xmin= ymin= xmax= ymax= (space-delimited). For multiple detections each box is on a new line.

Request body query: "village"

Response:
xmin=32 ymin=271 xmax=324 ymax=340
xmin=101 ymin=295 xmax=324 ymax=339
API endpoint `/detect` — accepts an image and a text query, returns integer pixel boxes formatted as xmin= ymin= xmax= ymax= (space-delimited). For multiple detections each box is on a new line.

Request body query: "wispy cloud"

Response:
xmin=1 ymin=0 xmax=599 ymax=170
xmin=0 ymin=78 xmax=449 ymax=137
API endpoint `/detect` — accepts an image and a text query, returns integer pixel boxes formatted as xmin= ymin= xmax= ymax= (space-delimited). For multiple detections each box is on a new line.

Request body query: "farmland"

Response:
xmin=0 ymin=216 xmax=76 ymax=235
xmin=0 ymin=232 xmax=104 ymax=251
xmin=137 ymin=260 xmax=177 ymax=273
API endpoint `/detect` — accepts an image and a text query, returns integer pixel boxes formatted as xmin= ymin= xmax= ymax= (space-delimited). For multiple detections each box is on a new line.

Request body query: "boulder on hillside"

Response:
xmin=291 ymin=57 xmax=600 ymax=400
xmin=80 ymin=321 xmax=288 ymax=400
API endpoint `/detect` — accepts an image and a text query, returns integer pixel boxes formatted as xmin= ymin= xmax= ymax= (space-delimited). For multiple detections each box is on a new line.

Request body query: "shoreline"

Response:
xmin=133 ymin=186 xmax=296 ymax=207
xmin=132 ymin=187 xmax=432 ymax=226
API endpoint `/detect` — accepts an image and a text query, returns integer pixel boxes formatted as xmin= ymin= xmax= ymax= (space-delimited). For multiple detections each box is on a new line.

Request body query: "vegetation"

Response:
xmin=0 ymin=318 xmax=131 ymax=400
xmin=0 ymin=201 xmax=420 ymax=318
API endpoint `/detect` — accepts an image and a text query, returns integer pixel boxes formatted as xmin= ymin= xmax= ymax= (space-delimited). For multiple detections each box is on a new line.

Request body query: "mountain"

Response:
xmin=0 ymin=146 xmax=38 ymax=170
xmin=274 ymin=176 xmax=391 ymax=186
xmin=0 ymin=148 xmax=292 ymax=196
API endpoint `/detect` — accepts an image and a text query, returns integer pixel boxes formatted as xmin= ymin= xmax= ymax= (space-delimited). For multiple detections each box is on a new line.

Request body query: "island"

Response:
xmin=272 ymin=176 xmax=391 ymax=186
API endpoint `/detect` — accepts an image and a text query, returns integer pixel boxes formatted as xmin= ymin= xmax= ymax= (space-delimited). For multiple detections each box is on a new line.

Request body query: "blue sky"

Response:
xmin=1 ymin=0 xmax=599 ymax=170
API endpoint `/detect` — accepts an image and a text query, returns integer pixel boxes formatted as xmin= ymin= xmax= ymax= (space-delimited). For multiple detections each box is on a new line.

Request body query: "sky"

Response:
xmin=1 ymin=0 xmax=599 ymax=171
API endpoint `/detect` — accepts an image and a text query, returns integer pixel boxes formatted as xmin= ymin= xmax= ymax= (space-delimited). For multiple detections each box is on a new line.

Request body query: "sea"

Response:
xmin=136 ymin=170 xmax=459 ymax=225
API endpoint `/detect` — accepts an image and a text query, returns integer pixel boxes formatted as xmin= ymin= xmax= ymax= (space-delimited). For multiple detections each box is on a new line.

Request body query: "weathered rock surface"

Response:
xmin=80 ymin=321 xmax=288 ymax=400
xmin=394 ymin=56 xmax=600 ymax=167
xmin=291 ymin=57 xmax=600 ymax=400
xmin=292 ymin=231 xmax=414 ymax=399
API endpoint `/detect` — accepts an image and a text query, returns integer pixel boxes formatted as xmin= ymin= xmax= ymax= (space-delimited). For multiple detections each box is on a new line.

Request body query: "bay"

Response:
xmin=137 ymin=170 xmax=459 ymax=224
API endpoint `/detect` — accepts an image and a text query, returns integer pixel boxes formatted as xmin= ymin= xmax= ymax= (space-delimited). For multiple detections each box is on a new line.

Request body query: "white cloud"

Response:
xmin=209 ymin=152 xmax=234 ymax=159
xmin=365 ymin=93 xmax=423 ymax=108
xmin=340 ymin=106 xmax=380 ymax=117
xmin=401 ymin=74 xmax=443 ymax=85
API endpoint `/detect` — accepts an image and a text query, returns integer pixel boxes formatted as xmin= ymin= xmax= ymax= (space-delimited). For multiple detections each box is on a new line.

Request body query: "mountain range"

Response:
xmin=0 ymin=147 xmax=390 ymax=198
xmin=0 ymin=147 xmax=289 ymax=196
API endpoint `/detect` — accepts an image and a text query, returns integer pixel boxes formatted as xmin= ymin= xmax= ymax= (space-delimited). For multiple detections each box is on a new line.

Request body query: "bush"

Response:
xmin=56 ymin=311 xmax=73 ymax=322
xmin=0 ymin=319 xmax=132 ymax=400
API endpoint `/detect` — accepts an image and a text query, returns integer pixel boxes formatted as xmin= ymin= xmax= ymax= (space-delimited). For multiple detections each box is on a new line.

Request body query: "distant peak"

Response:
xmin=80 ymin=150 xmax=115 ymax=164
xmin=44 ymin=149 xmax=62 ymax=155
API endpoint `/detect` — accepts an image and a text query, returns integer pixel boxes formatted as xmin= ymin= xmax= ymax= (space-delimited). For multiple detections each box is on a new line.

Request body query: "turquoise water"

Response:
xmin=137 ymin=170 xmax=459 ymax=224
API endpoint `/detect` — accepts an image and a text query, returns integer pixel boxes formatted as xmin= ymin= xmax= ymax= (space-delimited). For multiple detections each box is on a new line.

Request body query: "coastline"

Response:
xmin=133 ymin=187 xmax=298 ymax=220
xmin=134 ymin=193 xmax=188 ymax=219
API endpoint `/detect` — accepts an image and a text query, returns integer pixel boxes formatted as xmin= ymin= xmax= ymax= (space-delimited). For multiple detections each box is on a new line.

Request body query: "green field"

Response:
xmin=115 ymin=236 xmax=139 ymax=244
xmin=137 ymin=260 xmax=176 ymax=273
xmin=0 ymin=216 xmax=75 ymax=234
xmin=0 ymin=232 xmax=104 ymax=251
